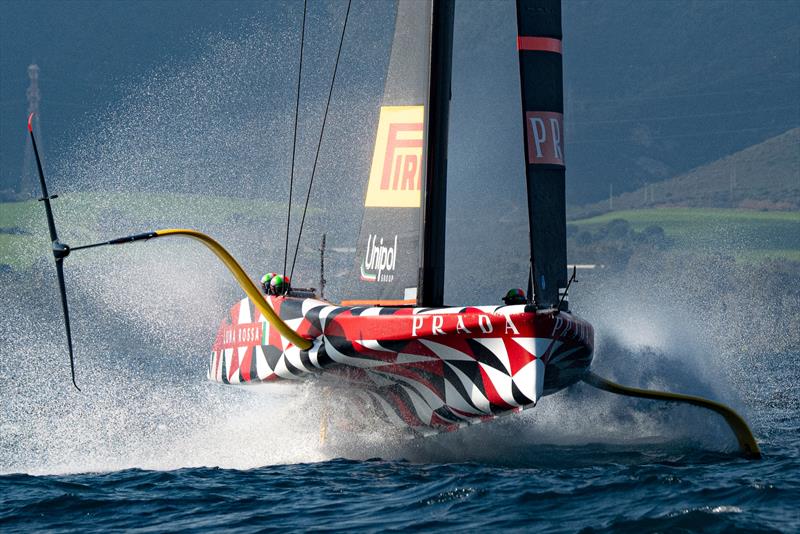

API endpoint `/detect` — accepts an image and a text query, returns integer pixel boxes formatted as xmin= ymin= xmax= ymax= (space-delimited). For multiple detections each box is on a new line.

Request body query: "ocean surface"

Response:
xmin=2 ymin=448 xmax=798 ymax=533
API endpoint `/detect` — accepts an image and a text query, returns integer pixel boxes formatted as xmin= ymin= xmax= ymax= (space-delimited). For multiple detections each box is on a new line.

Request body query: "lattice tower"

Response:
xmin=20 ymin=64 xmax=42 ymax=199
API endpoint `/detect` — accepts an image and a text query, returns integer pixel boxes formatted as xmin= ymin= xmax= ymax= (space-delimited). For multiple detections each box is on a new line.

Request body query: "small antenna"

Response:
xmin=556 ymin=265 xmax=577 ymax=312
xmin=319 ymin=233 xmax=327 ymax=299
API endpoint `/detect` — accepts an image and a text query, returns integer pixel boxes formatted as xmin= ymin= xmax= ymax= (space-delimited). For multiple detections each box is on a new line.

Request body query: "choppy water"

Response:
xmin=1 ymin=447 xmax=798 ymax=533
xmin=1 ymin=386 xmax=798 ymax=533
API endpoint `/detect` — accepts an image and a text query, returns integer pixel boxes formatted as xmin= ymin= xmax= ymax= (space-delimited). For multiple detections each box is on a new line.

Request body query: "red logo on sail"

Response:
xmin=380 ymin=123 xmax=423 ymax=192
xmin=525 ymin=111 xmax=564 ymax=166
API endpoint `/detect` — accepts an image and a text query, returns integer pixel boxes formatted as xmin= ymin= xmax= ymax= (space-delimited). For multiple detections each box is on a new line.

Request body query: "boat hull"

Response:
xmin=210 ymin=296 xmax=594 ymax=432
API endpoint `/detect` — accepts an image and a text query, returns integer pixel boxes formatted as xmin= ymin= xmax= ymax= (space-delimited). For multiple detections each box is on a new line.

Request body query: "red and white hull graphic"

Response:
xmin=211 ymin=296 xmax=594 ymax=433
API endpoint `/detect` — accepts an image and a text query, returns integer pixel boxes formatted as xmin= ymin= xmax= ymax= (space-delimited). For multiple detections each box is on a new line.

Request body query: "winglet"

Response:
xmin=28 ymin=112 xmax=34 ymax=132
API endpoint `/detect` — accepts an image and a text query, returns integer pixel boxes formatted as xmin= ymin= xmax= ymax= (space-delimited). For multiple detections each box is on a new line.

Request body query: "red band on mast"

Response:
xmin=27 ymin=112 xmax=34 ymax=132
xmin=517 ymin=36 xmax=562 ymax=54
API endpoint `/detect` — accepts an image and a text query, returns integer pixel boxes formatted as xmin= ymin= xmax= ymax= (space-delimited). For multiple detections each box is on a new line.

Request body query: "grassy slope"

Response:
xmin=5 ymin=198 xmax=799 ymax=269
xmin=570 ymin=208 xmax=800 ymax=262
xmin=0 ymin=193 xmax=287 ymax=271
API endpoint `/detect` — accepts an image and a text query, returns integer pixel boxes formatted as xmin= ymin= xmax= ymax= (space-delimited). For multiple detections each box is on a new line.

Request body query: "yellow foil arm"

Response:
xmin=154 ymin=229 xmax=313 ymax=350
xmin=582 ymin=371 xmax=760 ymax=459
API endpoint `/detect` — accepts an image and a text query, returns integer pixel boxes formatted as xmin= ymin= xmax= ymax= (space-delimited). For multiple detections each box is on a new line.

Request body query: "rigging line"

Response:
xmin=283 ymin=0 xmax=308 ymax=277
xmin=289 ymin=0 xmax=351 ymax=282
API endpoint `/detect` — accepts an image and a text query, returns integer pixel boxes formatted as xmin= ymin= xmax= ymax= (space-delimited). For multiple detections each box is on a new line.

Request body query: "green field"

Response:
xmin=5 ymin=200 xmax=799 ymax=271
xmin=0 ymin=192 xmax=287 ymax=271
xmin=570 ymin=208 xmax=800 ymax=262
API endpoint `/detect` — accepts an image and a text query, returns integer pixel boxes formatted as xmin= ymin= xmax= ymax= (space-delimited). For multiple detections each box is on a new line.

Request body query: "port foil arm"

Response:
xmin=152 ymin=229 xmax=312 ymax=350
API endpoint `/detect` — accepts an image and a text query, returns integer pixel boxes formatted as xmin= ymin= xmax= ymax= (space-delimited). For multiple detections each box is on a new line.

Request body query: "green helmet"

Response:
xmin=503 ymin=288 xmax=526 ymax=304
xmin=270 ymin=274 xmax=290 ymax=294
xmin=260 ymin=272 xmax=276 ymax=292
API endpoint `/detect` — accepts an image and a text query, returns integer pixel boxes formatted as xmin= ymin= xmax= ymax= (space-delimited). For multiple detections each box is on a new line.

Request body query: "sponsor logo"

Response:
xmin=213 ymin=322 xmax=264 ymax=350
xmin=525 ymin=111 xmax=564 ymax=166
xmin=364 ymin=106 xmax=425 ymax=208
xmin=410 ymin=314 xmax=520 ymax=337
xmin=360 ymin=234 xmax=398 ymax=283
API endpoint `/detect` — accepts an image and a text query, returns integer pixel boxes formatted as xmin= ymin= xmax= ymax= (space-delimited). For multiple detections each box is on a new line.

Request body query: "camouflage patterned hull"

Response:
xmin=211 ymin=295 xmax=594 ymax=434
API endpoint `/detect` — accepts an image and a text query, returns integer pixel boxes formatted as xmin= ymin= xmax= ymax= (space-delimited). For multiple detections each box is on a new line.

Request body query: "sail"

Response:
xmin=515 ymin=0 xmax=567 ymax=308
xmin=347 ymin=0 xmax=433 ymax=305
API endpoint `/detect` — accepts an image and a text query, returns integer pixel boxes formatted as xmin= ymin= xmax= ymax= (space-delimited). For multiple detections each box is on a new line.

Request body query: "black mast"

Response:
xmin=419 ymin=0 xmax=455 ymax=307
xmin=515 ymin=0 xmax=567 ymax=309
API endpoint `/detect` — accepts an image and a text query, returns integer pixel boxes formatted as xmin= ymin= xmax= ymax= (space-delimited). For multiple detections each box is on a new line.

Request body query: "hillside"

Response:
xmin=0 ymin=193 xmax=289 ymax=272
xmin=568 ymin=208 xmax=800 ymax=265
xmin=570 ymin=128 xmax=800 ymax=219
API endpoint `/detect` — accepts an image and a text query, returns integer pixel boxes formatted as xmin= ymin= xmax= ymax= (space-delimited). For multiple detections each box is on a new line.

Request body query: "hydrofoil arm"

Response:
xmin=582 ymin=371 xmax=760 ymax=459
xmin=29 ymin=111 xmax=312 ymax=391
xmin=75 ymin=229 xmax=313 ymax=351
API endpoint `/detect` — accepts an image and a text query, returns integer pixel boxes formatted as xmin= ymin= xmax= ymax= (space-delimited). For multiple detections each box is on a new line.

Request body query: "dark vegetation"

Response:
xmin=567 ymin=219 xmax=671 ymax=271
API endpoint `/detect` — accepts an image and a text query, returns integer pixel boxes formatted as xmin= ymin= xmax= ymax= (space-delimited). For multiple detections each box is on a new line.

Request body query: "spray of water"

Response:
xmin=1 ymin=8 xmax=385 ymax=475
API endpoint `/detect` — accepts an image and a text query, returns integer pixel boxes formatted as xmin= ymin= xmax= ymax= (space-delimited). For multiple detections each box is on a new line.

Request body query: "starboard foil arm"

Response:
xmin=582 ymin=371 xmax=761 ymax=459
xmin=71 ymin=229 xmax=312 ymax=351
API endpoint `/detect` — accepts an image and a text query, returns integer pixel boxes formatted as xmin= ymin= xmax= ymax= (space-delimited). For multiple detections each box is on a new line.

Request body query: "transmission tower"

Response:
xmin=20 ymin=63 xmax=42 ymax=199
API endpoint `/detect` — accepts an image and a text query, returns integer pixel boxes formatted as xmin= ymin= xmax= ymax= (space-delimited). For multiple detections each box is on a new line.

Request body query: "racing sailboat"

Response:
xmin=209 ymin=0 xmax=593 ymax=435
xmin=31 ymin=0 xmax=760 ymax=457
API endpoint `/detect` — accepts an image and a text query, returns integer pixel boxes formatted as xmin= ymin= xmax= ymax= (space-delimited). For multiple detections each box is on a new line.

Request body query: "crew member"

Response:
xmin=261 ymin=273 xmax=276 ymax=294
xmin=502 ymin=288 xmax=526 ymax=305
xmin=269 ymin=274 xmax=291 ymax=296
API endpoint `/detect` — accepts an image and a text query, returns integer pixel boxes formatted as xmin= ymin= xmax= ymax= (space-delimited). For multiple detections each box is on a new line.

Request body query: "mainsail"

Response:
xmin=348 ymin=0 xmax=433 ymax=305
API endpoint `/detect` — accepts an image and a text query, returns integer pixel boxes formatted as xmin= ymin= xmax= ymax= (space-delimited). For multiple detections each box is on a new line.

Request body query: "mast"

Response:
xmin=419 ymin=0 xmax=455 ymax=307
xmin=515 ymin=0 xmax=567 ymax=309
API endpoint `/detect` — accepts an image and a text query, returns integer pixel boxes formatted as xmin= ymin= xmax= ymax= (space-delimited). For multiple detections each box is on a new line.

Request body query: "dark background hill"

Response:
xmin=571 ymin=127 xmax=800 ymax=218
xmin=562 ymin=0 xmax=799 ymax=206
xmin=447 ymin=0 xmax=799 ymax=213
